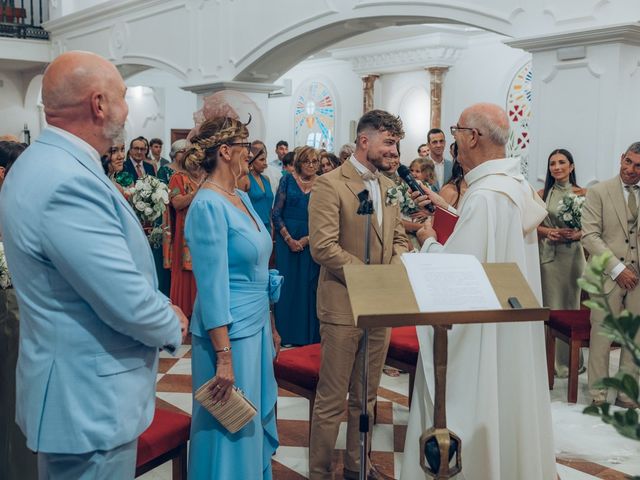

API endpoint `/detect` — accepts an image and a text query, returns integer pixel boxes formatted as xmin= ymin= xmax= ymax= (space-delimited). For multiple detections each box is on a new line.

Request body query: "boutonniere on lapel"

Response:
xmin=386 ymin=183 xmax=419 ymax=216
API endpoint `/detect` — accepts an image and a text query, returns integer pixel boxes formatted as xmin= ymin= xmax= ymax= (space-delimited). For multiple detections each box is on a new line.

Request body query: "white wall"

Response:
xmin=0 ymin=72 xmax=42 ymax=142
xmin=125 ymin=68 xmax=197 ymax=151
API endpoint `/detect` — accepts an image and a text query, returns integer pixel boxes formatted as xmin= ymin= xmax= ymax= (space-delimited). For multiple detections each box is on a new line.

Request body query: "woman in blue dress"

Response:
xmin=272 ymin=146 xmax=321 ymax=346
xmin=184 ymin=116 xmax=282 ymax=480
xmin=247 ymin=141 xmax=274 ymax=235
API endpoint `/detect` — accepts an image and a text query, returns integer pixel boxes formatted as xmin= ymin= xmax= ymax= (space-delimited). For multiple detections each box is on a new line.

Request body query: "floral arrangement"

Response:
xmin=0 ymin=242 xmax=12 ymax=290
xmin=557 ymin=193 xmax=585 ymax=229
xmin=386 ymin=183 xmax=419 ymax=216
xmin=126 ymin=176 xmax=169 ymax=248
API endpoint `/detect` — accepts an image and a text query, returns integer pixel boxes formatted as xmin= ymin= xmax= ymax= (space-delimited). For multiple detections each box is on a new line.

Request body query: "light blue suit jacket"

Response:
xmin=0 ymin=129 xmax=182 ymax=454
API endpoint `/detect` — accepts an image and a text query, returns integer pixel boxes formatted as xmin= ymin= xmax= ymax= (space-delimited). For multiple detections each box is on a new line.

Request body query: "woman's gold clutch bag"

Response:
xmin=194 ymin=379 xmax=257 ymax=433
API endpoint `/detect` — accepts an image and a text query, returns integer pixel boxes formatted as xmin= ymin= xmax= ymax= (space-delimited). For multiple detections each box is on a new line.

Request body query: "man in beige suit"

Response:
xmin=308 ymin=110 xmax=408 ymax=480
xmin=581 ymin=141 xmax=640 ymax=407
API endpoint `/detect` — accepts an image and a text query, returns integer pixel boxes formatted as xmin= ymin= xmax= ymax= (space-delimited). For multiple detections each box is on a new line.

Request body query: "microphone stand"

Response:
xmin=356 ymin=189 xmax=374 ymax=480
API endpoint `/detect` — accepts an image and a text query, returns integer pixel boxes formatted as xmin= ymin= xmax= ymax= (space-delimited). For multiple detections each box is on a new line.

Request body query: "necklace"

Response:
xmin=297 ymin=174 xmax=315 ymax=184
xmin=203 ymin=179 xmax=237 ymax=196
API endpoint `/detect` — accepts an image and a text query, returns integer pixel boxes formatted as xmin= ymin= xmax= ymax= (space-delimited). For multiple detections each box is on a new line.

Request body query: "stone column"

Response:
xmin=361 ymin=74 xmax=379 ymax=114
xmin=426 ymin=66 xmax=449 ymax=129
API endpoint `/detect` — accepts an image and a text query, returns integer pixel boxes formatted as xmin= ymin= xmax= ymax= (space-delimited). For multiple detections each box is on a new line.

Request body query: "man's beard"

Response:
xmin=104 ymin=118 xmax=125 ymax=143
xmin=367 ymin=150 xmax=392 ymax=172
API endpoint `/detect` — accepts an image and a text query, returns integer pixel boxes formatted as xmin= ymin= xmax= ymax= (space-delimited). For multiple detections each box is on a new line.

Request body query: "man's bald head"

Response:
xmin=41 ymin=51 xmax=128 ymax=154
xmin=42 ymin=51 xmax=121 ymax=119
xmin=460 ymin=103 xmax=510 ymax=147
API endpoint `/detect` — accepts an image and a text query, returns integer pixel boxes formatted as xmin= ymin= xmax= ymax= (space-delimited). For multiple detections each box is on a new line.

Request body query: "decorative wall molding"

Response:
xmin=181 ymin=81 xmax=280 ymax=96
xmin=506 ymin=23 xmax=640 ymax=52
xmin=540 ymin=60 xmax=602 ymax=84
xmin=330 ymin=32 xmax=468 ymax=75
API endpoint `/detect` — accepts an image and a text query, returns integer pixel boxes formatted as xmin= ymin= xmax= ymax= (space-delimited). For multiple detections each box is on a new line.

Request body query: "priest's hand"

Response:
xmin=410 ymin=189 xmax=447 ymax=212
xmin=616 ymin=267 xmax=639 ymax=291
xmin=416 ymin=217 xmax=437 ymax=247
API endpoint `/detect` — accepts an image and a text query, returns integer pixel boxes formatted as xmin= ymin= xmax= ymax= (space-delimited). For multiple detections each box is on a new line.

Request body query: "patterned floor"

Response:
xmin=143 ymin=340 xmax=639 ymax=480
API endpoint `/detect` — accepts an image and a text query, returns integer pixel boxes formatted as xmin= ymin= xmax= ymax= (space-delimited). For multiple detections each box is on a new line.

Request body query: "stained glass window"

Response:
xmin=506 ymin=61 xmax=532 ymax=176
xmin=294 ymin=80 xmax=335 ymax=151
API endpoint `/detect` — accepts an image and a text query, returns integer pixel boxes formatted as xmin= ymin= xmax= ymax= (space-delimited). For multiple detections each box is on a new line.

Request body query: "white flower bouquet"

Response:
xmin=557 ymin=193 xmax=585 ymax=230
xmin=386 ymin=183 xmax=419 ymax=216
xmin=126 ymin=176 xmax=169 ymax=247
xmin=0 ymin=242 xmax=12 ymax=289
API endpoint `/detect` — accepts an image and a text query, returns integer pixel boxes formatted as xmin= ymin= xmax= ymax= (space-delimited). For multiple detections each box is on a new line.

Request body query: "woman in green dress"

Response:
xmin=537 ymin=148 xmax=587 ymax=377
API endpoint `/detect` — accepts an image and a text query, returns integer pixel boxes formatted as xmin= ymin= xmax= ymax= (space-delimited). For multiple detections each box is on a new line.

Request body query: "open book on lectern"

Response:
xmin=401 ymin=253 xmax=501 ymax=313
xmin=342 ymin=254 xmax=547 ymax=329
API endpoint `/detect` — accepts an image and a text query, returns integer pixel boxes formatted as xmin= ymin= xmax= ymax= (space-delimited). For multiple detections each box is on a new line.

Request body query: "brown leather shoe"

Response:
xmin=614 ymin=397 xmax=639 ymax=409
xmin=343 ymin=465 xmax=395 ymax=480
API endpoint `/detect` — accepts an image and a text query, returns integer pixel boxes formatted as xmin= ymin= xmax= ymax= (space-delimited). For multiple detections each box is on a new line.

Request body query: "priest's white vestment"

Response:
xmin=400 ymin=158 xmax=557 ymax=480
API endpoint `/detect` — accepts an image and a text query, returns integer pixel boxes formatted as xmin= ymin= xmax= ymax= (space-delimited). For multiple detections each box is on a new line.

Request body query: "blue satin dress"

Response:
xmin=185 ymin=189 xmax=281 ymax=480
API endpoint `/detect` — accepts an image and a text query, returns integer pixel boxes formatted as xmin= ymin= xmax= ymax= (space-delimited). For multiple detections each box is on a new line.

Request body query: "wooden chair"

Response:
xmin=385 ymin=326 xmax=419 ymax=406
xmin=545 ymin=309 xmax=591 ymax=403
xmin=273 ymin=343 xmax=322 ymax=425
xmin=135 ymin=407 xmax=191 ymax=479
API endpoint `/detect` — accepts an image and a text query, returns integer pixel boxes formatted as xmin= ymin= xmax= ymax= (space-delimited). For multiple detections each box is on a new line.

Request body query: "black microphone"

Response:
xmin=397 ymin=164 xmax=435 ymax=213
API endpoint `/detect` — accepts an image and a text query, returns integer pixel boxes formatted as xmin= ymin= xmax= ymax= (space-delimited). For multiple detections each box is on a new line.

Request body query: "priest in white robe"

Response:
xmin=400 ymin=103 xmax=557 ymax=480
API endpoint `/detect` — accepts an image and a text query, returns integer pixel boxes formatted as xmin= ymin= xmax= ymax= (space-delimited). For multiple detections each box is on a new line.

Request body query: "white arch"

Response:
xmin=234 ymin=6 xmax=518 ymax=83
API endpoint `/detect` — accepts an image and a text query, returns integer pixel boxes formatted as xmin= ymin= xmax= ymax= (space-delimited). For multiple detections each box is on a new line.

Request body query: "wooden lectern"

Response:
xmin=344 ymin=262 xmax=549 ymax=479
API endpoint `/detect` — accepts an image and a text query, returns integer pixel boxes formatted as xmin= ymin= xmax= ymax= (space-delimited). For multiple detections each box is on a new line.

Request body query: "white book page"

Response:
xmin=401 ymin=252 xmax=501 ymax=312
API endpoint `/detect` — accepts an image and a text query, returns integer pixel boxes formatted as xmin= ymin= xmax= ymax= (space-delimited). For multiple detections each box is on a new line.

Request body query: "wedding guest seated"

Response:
xmin=184 ymin=116 xmax=281 ymax=479
xmin=273 ymin=146 xmax=321 ymax=346
xmin=168 ymin=143 xmax=204 ymax=318
xmin=247 ymin=140 xmax=274 ymax=234
xmin=537 ymin=148 xmax=586 ymax=377
xmin=318 ymin=150 xmax=341 ymax=174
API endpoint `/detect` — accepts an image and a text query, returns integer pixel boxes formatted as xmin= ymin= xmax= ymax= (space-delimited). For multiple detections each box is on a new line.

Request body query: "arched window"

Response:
xmin=506 ymin=61 xmax=532 ymax=175
xmin=294 ymin=80 xmax=336 ymax=151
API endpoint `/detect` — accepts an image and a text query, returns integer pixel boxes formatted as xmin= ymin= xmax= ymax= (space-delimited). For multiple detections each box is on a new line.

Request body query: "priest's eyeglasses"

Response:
xmin=450 ymin=125 xmax=483 ymax=136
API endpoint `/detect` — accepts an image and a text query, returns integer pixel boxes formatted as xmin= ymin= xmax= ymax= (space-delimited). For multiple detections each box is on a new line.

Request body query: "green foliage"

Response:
xmin=580 ymin=252 xmax=640 ymax=448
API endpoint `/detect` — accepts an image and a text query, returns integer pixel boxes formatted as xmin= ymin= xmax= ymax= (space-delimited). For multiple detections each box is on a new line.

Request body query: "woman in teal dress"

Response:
xmin=184 ymin=116 xmax=281 ymax=480
xmin=272 ymin=146 xmax=320 ymax=346
xmin=247 ymin=141 xmax=274 ymax=234
xmin=537 ymin=148 xmax=586 ymax=377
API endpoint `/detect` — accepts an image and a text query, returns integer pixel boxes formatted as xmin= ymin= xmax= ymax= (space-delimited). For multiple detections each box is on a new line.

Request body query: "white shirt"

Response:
xmin=610 ymin=179 xmax=640 ymax=280
xmin=349 ymin=155 xmax=383 ymax=226
xmin=48 ymin=126 xmax=102 ymax=171
xmin=433 ymin=158 xmax=445 ymax=187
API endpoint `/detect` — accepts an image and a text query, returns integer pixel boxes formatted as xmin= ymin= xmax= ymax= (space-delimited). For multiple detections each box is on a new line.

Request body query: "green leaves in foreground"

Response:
xmin=579 ymin=252 xmax=640 ymax=443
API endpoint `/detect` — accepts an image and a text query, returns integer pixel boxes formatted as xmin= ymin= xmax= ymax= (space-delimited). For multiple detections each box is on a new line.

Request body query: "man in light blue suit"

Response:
xmin=427 ymin=127 xmax=453 ymax=189
xmin=0 ymin=51 xmax=187 ymax=479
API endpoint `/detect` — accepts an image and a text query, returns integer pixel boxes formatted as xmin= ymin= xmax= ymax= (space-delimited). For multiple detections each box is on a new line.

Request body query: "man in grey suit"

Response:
xmin=581 ymin=141 xmax=640 ymax=408
xmin=427 ymin=127 xmax=453 ymax=189
xmin=0 ymin=51 xmax=187 ymax=479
